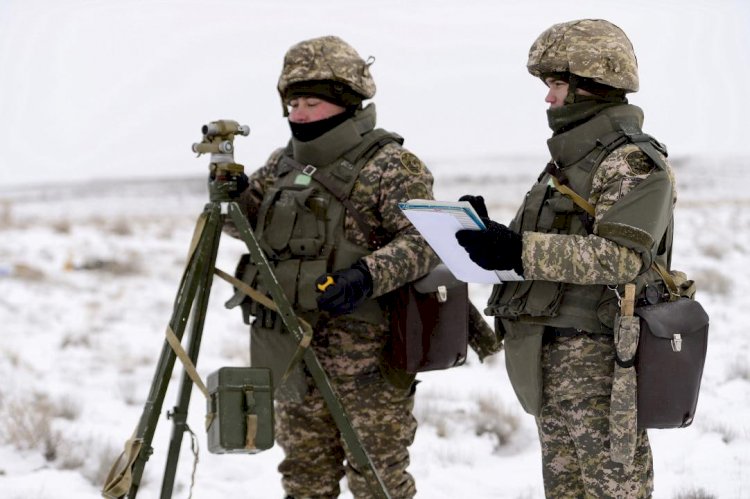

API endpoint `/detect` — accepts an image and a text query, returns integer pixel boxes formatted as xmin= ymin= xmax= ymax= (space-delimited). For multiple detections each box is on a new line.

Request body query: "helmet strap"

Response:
xmin=565 ymin=74 xmax=580 ymax=105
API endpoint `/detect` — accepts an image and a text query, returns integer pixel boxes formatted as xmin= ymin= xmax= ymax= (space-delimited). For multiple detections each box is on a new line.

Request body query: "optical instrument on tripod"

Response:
xmin=102 ymin=120 xmax=390 ymax=499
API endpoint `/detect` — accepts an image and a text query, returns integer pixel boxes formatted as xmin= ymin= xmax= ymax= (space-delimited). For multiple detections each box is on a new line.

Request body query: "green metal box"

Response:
xmin=206 ymin=367 xmax=274 ymax=454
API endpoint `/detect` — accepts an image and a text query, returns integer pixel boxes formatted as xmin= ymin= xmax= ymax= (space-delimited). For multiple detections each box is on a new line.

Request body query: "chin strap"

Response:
xmin=564 ymin=74 xmax=580 ymax=105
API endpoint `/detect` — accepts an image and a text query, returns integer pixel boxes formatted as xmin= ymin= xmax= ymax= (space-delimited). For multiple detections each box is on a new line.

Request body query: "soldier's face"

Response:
xmin=544 ymin=77 xmax=569 ymax=108
xmin=288 ymin=96 xmax=346 ymax=123
xmin=544 ymin=77 xmax=595 ymax=108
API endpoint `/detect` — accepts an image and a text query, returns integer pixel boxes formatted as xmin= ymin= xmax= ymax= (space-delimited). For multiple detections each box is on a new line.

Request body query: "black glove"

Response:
xmin=315 ymin=260 xmax=374 ymax=316
xmin=456 ymin=220 xmax=524 ymax=275
xmin=209 ymin=170 xmax=249 ymax=198
xmin=230 ymin=172 xmax=250 ymax=198
xmin=459 ymin=194 xmax=489 ymax=220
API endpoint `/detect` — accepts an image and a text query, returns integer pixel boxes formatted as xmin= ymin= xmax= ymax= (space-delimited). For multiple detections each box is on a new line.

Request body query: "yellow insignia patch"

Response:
xmin=400 ymin=152 xmax=424 ymax=175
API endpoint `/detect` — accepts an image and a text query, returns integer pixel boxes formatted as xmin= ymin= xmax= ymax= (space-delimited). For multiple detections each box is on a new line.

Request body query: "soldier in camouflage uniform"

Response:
xmin=225 ymin=36 xmax=439 ymax=498
xmin=456 ymin=20 xmax=678 ymax=498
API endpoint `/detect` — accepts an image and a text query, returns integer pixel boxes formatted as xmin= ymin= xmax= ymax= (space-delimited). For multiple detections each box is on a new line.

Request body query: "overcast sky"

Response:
xmin=1 ymin=0 xmax=748 ymax=187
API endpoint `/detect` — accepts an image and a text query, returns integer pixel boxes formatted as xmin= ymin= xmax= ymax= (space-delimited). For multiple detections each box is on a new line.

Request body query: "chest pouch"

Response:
xmin=262 ymin=187 xmax=329 ymax=257
xmin=206 ymin=367 xmax=274 ymax=454
xmin=488 ymin=181 xmax=564 ymax=318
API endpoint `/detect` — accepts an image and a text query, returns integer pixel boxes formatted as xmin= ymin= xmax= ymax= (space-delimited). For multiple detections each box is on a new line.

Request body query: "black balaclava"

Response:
xmin=284 ymin=80 xmax=362 ymax=141
xmin=288 ymin=107 xmax=356 ymax=142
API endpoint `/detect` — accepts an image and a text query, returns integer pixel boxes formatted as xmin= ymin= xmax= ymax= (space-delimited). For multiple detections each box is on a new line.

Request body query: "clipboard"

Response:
xmin=399 ymin=199 xmax=524 ymax=284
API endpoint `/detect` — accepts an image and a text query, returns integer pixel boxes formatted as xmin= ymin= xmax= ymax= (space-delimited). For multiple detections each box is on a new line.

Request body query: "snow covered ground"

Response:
xmin=1 ymin=153 xmax=749 ymax=498
xmin=1 ymin=0 xmax=749 ymax=497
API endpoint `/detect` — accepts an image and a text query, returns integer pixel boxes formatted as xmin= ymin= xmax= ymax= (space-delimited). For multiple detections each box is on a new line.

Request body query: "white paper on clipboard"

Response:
xmin=399 ymin=199 xmax=524 ymax=284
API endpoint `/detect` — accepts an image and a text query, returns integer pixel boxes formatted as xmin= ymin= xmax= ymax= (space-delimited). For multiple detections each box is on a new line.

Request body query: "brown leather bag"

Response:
xmin=635 ymin=297 xmax=709 ymax=428
xmin=387 ymin=264 xmax=469 ymax=373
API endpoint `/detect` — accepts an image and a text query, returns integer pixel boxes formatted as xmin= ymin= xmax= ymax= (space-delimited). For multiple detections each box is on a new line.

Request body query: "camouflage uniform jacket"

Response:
xmin=231 ymin=103 xmax=438 ymax=299
xmin=226 ymin=104 xmax=439 ymax=388
xmin=488 ymin=103 xmax=676 ymax=414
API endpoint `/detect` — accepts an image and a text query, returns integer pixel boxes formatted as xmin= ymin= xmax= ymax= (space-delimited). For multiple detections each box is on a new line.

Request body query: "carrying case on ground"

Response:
xmin=206 ymin=367 xmax=274 ymax=453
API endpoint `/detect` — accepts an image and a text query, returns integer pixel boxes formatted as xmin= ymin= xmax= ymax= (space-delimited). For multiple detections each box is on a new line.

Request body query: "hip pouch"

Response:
xmin=386 ymin=264 xmax=469 ymax=373
xmin=634 ymin=297 xmax=709 ymax=428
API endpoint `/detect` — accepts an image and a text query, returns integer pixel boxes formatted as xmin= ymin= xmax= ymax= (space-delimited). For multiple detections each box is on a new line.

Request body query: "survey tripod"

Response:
xmin=102 ymin=120 xmax=390 ymax=498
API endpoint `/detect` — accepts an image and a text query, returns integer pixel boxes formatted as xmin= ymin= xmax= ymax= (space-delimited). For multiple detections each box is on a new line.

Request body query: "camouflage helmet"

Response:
xmin=277 ymin=36 xmax=376 ymax=103
xmin=527 ymin=19 xmax=639 ymax=93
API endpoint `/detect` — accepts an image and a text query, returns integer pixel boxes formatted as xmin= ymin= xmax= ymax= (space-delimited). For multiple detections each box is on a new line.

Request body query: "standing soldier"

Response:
xmin=225 ymin=36 xmax=439 ymax=498
xmin=456 ymin=19 xmax=677 ymax=498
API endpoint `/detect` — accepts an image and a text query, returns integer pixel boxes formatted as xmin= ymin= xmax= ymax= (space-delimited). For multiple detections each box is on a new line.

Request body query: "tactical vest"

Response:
xmin=247 ymin=117 xmax=403 ymax=326
xmin=486 ymin=104 xmax=673 ymax=334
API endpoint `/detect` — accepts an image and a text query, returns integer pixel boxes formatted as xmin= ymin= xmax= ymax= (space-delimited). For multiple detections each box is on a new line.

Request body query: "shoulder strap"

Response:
xmin=550 ymin=173 xmax=596 ymax=217
xmin=343 ymin=128 xmax=404 ymax=165
xmin=618 ymin=122 xmax=669 ymax=170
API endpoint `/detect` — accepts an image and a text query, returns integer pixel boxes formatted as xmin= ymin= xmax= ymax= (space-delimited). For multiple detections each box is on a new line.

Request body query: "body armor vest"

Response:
xmin=248 ymin=107 xmax=403 ymax=326
xmin=487 ymin=104 xmax=672 ymax=333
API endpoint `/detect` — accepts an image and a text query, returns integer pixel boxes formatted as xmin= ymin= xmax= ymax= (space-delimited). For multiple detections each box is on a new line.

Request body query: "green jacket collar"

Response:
xmin=291 ymin=103 xmax=377 ymax=166
xmin=547 ymin=103 xmax=645 ymax=168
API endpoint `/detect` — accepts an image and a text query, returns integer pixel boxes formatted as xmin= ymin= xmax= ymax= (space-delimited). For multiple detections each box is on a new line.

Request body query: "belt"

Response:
xmin=543 ymin=326 xmax=585 ymax=344
xmin=547 ymin=326 xmax=584 ymax=337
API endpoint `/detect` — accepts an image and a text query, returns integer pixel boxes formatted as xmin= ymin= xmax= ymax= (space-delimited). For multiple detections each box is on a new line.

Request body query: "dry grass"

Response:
xmin=9 ymin=263 xmax=45 ymax=280
xmin=702 ymin=420 xmax=740 ymax=444
xmin=0 ymin=389 xmax=119 ymax=488
xmin=413 ymin=399 xmax=451 ymax=437
xmin=0 ymin=200 xmax=12 ymax=227
xmin=0 ymin=394 xmax=60 ymax=454
xmin=672 ymin=487 xmax=717 ymax=499
xmin=691 ymin=268 xmax=732 ymax=296
xmin=473 ymin=395 xmax=521 ymax=449
xmin=51 ymin=219 xmax=72 ymax=234
xmin=56 ymin=435 xmax=122 ymax=487
xmin=108 ymin=218 xmax=134 ymax=236
xmin=698 ymin=245 xmax=725 ymax=260
xmin=727 ymin=357 xmax=750 ymax=382
xmin=414 ymin=391 xmax=521 ymax=450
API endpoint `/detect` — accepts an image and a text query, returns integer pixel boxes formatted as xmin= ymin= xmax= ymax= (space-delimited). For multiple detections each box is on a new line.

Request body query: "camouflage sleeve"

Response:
xmin=355 ymin=143 xmax=440 ymax=297
xmin=222 ymin=148 xmax=285 ymax=239
xmin=469 ymin=302 xmax=503 ymax=361
xmin=522 ymin=144 xmax=673 ymax=285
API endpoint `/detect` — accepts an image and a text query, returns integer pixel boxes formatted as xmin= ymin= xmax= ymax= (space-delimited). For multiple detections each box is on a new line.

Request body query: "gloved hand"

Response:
xmin=459 ymin=194 xmax=489 ymax=220
xmin=229 ymin=172 xmax=250 ymax=198
xmin=455 ymin=220 xmax=524 ymax=275
xmin=209 ymin=170 xmax=249 ymax=198
xmin=315 ymin=260 xmax=374 ymax=316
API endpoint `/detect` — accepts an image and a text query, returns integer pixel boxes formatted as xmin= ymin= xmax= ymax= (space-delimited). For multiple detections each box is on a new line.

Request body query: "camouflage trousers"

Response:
xmin=537 ymin=334 xmax=654 ymax=498
xmin=275 ymin=319 xmax=418 ymax=499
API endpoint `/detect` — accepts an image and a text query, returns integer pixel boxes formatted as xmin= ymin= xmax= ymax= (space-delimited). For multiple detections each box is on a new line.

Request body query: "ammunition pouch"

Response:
xmin=486 ymin=280 xmax=564 ymax=319
xmin=261 ymin=186 xmax=330 ymax=260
